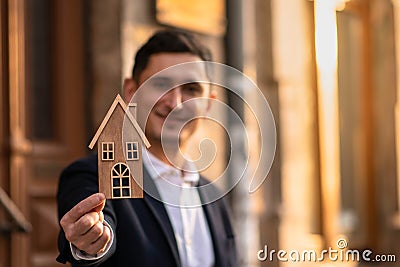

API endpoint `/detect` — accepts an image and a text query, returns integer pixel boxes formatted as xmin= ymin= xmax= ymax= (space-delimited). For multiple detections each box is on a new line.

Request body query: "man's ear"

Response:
xmin=123 ymin=78 xmax=138 ymax=103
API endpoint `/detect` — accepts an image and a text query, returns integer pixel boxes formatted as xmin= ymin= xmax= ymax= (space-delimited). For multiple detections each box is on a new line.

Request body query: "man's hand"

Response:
xmin=60 ymin=193 xmax=111 ymax=255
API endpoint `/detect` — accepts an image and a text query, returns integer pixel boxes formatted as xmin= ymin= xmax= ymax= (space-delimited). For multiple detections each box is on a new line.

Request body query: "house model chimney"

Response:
xmin=128 ymin=103 xmax=137 ymax=118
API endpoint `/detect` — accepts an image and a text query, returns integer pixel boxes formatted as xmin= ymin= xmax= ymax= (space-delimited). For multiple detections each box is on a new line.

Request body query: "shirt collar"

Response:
xmin=142 ymin=148 xmax=199 ymax=186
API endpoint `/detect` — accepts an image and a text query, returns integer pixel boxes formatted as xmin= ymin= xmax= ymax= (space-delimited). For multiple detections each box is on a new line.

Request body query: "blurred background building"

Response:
xmin=1 ymin=0 xmax=400 ymax=266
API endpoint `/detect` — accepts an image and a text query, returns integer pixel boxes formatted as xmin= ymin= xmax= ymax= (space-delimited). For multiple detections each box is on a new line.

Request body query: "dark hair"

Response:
xmin=131 ymin=29 xmax=212 ymax=81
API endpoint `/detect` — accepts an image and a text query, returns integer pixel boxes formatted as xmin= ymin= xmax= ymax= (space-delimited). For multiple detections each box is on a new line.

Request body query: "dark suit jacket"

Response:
xmin=56 ymin=154 xmax=237 ymax=266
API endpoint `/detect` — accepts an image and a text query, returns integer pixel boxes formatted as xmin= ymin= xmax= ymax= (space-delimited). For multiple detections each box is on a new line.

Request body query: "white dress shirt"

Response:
xmin=142 ymin=149 xmax=215 ymax=267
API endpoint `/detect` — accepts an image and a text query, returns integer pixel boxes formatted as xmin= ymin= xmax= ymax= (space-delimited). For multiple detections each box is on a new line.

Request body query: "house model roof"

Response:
xmin=88 ymin=94 xmax=150 ymax=149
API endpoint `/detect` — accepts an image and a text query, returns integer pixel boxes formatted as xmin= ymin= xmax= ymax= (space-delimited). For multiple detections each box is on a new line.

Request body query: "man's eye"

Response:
xmin=182 ymin=83 xmax=203 ymax=94
xmin=149 ymin=78 xmax=173 ymax=91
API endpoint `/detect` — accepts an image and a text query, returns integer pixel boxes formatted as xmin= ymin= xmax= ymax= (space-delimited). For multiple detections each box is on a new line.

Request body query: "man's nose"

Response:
xmin=164 ymin=87 xmax=183 ymax=109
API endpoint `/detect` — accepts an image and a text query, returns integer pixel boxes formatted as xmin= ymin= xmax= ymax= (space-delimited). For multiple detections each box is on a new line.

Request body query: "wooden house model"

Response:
xmin=89 ymin=94 xmax=150 ymax=199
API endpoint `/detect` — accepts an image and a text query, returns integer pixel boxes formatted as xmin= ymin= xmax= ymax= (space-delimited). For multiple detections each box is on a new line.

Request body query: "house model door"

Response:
xmin=111 ymin=163 xmax=132 ymax=198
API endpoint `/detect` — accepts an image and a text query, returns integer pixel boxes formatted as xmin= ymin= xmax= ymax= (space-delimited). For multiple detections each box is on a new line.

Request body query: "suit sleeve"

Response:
xmin=56 ymin=154 xmax=117 ymax=266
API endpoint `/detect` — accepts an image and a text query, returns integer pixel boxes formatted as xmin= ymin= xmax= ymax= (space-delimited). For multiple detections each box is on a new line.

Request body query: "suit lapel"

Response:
xmin=142 ymin=167 xmax=181 ymax=267
xmin=197 ymin=178 xmax=225 ymax=266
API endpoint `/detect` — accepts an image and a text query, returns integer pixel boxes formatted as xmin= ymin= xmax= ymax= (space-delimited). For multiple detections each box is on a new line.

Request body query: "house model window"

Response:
xmin=126 ymin=142 xmax=139 ymax=160
xmin=102 ymin=142 xmax=115 ymax=161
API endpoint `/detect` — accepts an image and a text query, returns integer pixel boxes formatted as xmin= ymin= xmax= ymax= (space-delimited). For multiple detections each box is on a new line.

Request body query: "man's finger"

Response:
xmin=83 ymin=224 xmax=111 ymax=255
xmin=73 ymin=212 xmax=101 ymax=236
xmin=98 ymin=211 xmax=104 ymax=223
xmin=91 ymin=197 xmax=106 ymax=213
xmin=63 ymin=193 xmax=105 ymax=223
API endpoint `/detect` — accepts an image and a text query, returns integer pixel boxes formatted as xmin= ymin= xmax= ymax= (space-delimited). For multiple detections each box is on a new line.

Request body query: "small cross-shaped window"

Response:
xmin=101 ymin=142 xmax=114 ymax=161
xmin=126 ymin=142 xmax=139 ymax=160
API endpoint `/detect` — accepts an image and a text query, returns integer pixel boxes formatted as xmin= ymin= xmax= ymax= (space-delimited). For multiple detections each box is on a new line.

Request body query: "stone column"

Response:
xmin=314 ymin=0 xmax=342 ymax=247
xmin=270 ymin=0 xmax=323 ymax=264
xmin=87 ymin=0 xmax=122 ymax=127
xmin=392 ymin=0 xmax=400 ymax=221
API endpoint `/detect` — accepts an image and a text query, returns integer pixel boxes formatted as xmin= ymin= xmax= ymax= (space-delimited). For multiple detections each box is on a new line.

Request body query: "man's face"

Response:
xmin=126 ymin=53 xmax=214 ymax=147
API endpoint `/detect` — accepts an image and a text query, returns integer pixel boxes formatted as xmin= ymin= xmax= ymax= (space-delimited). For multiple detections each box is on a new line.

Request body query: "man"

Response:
xmin=57 ymin=29 xmax=237 ymax=266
